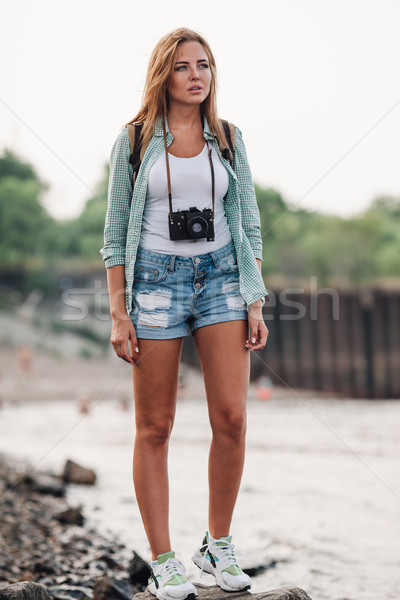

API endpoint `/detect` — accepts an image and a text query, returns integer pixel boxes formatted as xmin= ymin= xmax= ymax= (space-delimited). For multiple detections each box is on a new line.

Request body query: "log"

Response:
xmin=134 ymin=583 xmax=312 ymax=600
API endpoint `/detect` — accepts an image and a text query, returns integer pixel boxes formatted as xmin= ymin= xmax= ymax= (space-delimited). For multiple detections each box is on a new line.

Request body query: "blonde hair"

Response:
xmin=126 ymin=27 xmax=228 ymax=151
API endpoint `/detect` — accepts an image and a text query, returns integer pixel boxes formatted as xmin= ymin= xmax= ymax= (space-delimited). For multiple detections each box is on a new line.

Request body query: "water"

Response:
xmin=1 ymin=392 xmax=399 ymax=600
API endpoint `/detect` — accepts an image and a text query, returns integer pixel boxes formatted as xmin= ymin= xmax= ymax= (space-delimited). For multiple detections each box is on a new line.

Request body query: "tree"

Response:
xmin=0 ymin=151 xmax=52 ymax=270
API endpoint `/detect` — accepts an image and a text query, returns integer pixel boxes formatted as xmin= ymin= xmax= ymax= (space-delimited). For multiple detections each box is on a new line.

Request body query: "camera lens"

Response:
xmin=187 ymin=216 xmax=208 ymax=238
xmin=192 ymin=222 xmax=203 ymax=233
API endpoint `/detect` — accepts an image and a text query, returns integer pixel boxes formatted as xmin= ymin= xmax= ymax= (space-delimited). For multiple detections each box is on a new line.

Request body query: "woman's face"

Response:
xmin=168 ymin=41 xmax=212 ymax=109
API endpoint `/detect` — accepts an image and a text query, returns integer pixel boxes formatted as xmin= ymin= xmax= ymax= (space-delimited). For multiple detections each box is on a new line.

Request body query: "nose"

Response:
xmin=190 ymin=67 xmax=200 ymax=80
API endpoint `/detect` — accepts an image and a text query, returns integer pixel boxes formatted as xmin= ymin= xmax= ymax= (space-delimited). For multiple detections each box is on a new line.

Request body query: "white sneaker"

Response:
xmin=192 ymin=532 xmax=252 ymax=592
xmin=148 ymin=551 xmax=198 ymax=600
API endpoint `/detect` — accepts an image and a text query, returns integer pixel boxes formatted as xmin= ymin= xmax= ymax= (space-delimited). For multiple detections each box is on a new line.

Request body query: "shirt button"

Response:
xmin=195 ymin=283 xmax=201 ymax=289
xmin=194 ymin=257 xmax=201 ymax=264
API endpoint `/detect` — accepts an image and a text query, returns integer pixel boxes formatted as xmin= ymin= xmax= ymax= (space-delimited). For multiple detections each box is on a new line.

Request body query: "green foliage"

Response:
xmin=257 ymin=189 xmax=400 ymax=284
xmin=0 ymin=150 xmax=41 ymax=182
xmin=0 ymin=153 xmax=51 ymax=271
xmin=54 ymin=165 xmax=107 ymax=261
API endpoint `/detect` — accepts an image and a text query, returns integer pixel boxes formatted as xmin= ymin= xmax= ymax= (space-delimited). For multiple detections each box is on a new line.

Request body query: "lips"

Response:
xmin=188 ymin=86 xmax=202 ymax=91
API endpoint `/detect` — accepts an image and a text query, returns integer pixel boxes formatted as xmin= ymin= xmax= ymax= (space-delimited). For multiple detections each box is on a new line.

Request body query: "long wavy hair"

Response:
xmin=126 ymin=28 xmax=228 ymax=151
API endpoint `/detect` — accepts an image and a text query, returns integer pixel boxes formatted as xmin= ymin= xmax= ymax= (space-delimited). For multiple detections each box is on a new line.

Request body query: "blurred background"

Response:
xmin=0 ymin=2 xmax=399 ymax=600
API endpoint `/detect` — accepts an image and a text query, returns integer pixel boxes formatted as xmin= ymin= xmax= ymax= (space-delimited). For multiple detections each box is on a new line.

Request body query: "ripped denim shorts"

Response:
xmin=129 ymin=239 xmax=248 ymax=339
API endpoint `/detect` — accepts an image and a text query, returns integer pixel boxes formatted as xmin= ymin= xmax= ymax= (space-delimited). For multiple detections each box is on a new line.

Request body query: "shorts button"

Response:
xmin=194 ymin=257 xmax=201 ymax=264
xmin=195 ymin=283 xmax=201 ymax=289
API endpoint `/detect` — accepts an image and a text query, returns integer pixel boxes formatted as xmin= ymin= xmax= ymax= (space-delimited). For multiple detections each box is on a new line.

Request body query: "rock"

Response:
xmin=128 ymin=551 xmax=151 ymax=586
xmin=30 ymin=473 xmax=66 ymax=497
xmin=49 ymin=584 xmax=93 ymax=599
xmin=12 ymin=470 xmax=65 ymax=497
xmin=93 ymin=577 xmax=136 ymax=600
xmin=62 ymin=460 xmax=96 ymax=485
xmin=55 ymin=507 xmax=85 ymax=526
xmin=0 ymin=581 xmax=53 ymax=600
xmin=133 ymin=583 xmax=313 ymax=600
xmin=243 ymin=560 xmax=278 ymax=576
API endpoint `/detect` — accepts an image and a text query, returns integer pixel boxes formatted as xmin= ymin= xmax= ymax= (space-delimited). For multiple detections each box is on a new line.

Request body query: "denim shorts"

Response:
xmin=129 ymin=240 xmax=248 ymax=339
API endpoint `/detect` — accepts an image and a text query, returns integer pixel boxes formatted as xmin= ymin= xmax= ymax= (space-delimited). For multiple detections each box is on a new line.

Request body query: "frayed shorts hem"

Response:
xmin=134 ymin=314 xmax=248 ymax=340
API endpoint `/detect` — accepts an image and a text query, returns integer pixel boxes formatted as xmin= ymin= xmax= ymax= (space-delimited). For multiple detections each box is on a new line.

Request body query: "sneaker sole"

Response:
xmin=192 ymin=553 xmax=251 ymax=593
xmin=156 ymin=592 xmax=197 ymax=600
xmin=148 ymin=582 xmax=198 ymax=600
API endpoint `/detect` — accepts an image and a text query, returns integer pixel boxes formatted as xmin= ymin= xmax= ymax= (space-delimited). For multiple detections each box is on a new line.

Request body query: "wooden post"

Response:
xmin=387 ymin=292 xmax=400 ymax=397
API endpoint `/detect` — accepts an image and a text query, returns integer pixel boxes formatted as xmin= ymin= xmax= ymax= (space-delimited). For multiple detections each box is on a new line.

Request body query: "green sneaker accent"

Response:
xmin=224 ymin=564 xmax=243 ymax=575
xmin=157 ymin=551 xmax=175 ymax=565
xmin=212 ymin=535 xmax=243 ymax=575
xmin=156 ymin=552 xmax=189 ymax=586
xmin=166 ymin=574 xmax=187 ymax=586
xmin=215 ymin=535 xmax=232 ymax=546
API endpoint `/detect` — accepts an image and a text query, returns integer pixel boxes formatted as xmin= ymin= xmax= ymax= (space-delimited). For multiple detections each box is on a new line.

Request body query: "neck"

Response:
xmin=167 ymin=102 xmax=203 ymax=131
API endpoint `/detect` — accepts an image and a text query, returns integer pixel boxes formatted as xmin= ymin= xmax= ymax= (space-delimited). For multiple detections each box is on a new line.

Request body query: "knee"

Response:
xmin=212 ymin=410 xmax=247 ymax=444
xmin=136 ymin=417 xmax=174 ymax=447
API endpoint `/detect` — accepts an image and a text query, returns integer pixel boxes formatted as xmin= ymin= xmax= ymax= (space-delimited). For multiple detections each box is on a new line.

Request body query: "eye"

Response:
xmin=199 ymin=63 xmax=209 ymax=69
xmin=175 ymin=65 xmax=187 ymax=71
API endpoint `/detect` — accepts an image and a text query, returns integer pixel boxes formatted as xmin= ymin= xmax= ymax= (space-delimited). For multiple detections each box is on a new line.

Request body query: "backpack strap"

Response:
xmin=219 ymin=119 xmax=236 ymax=165
xmin=127 ymin=122 xmax=144 ymax=186
xmin=127 ymin=119 xmax=236 ymax=186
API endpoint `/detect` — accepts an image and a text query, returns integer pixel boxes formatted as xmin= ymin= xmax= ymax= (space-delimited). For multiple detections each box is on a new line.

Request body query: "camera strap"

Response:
xmin=162 ymin=121 xmax=215 ymax=224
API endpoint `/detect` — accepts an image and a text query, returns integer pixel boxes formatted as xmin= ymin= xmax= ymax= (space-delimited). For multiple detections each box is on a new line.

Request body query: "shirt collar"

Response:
xmin=154 ymin=114 xmax=214 ymax=141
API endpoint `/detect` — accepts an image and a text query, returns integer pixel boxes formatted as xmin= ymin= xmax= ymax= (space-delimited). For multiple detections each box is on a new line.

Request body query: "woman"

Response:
xmin=101 ymin=27 xmax=269 ymax=600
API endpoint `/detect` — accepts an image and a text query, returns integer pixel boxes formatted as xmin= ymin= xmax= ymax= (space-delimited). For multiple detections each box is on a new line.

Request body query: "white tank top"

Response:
xmin=138 ymin=141 xmax=231 ymax=255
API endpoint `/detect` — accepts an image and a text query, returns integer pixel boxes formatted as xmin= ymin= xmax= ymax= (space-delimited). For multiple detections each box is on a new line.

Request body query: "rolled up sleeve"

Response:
xmin=233 ymin=127 xmax=263 ymax=261
xmin=100 ymin=128 xmax=133 ymax=268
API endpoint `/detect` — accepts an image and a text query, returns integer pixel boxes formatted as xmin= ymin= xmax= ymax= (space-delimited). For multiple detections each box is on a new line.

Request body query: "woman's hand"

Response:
xmin=110 ymin=313 xmax=140 ymax=365
xmin=245 ymin=301 xmax=269 ymax=351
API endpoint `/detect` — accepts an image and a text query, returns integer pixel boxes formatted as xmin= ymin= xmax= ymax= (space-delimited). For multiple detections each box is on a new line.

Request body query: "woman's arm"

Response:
xmin=233 ymin=147 xmax=268 ymax=348
xmin=244 ymin=257 xmax=268 ymax=350
xmin=107 ymin=265 xmax=139 ymax=365
xmin=232 ymin=127 xmax=263 ymax=261
xmin=101 ymin=129 xmax=140 ymax=364
xmin=100 ymin=128 xmax=133 ymax=268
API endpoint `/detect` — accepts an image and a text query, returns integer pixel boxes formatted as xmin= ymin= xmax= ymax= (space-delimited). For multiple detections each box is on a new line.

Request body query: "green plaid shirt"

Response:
xmin=100 ymin=116 xmax=267 ymax=311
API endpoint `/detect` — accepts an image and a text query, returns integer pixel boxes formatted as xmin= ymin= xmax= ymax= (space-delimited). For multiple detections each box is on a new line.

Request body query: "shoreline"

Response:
xmin=0 ymin=452 xmax=149 ymax=600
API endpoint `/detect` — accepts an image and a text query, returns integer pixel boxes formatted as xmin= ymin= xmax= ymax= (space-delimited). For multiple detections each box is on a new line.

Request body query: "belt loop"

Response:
xmin=209 ymin=250 xmax=219 ymax=269
xmin=168 ymin=255 xmax=176 ymax=273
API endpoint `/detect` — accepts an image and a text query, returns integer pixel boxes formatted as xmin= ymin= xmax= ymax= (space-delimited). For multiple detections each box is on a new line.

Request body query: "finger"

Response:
xmin=114 ymin=341 xmax=135 ymax=364
xmin=245 ymin=323 xmax=268 ymax=350
xmin=128 ymin=338 xmax=140 ymax=364
xmin=122 ymin=341 xmax=135 ymax=364
xmin=254 ymin=328 xmax=269 ymax=350
xmin=245 ymin=321 xmax=261 ymax=344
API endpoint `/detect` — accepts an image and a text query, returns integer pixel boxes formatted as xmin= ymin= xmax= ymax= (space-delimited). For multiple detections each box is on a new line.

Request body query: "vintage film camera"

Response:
xmin=169 ymin=206 xmax=215 ymax=242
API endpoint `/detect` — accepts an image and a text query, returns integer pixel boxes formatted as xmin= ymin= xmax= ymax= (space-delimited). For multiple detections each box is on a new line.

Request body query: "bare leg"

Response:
xmin=132 ymin=337 xmax=184 ymax=559
xmin=193 ymin=320 xmax=250 ymax=539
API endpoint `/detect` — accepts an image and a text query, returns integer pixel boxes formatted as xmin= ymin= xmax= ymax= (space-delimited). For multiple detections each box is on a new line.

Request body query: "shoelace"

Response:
xmin=199 ymin=539 xmax=237 ymax=578
xmin=162 ymin=558 xmax=186 ymax=580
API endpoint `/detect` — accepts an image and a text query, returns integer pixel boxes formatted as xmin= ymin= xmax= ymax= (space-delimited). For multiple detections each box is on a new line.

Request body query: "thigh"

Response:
xmin=193 ymin=320 xmax=250 ymax=419
xmin=131 ymin=338 xmax=184 ymax=425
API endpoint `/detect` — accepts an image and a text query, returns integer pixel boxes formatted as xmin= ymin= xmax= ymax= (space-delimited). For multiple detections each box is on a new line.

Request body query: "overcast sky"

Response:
xmin=1 ymin=0 xmax=400 ymax=220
